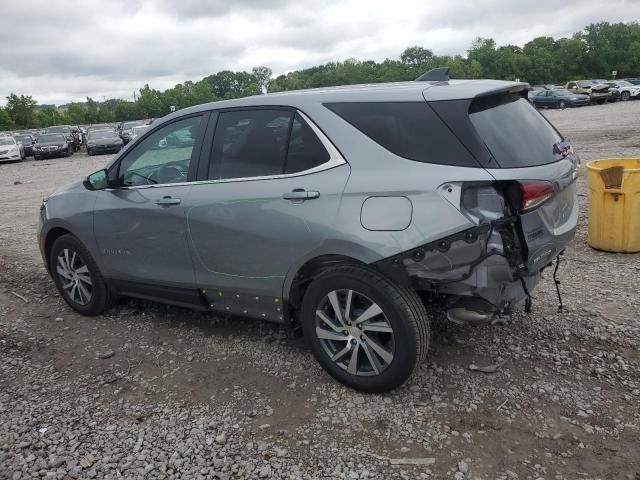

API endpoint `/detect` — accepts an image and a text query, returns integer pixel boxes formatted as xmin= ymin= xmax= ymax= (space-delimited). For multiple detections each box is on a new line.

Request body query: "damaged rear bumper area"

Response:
xmin=375 ymin=183 xmax=576 ymax=323
xmin=376 ymin=221 xmax=540 ymax=318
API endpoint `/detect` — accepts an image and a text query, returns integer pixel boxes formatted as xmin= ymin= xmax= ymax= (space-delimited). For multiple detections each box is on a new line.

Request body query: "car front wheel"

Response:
xmin=301 ymin=264 xmax=430 ymax=393
xmin=558 ymin=100 xmax=566 ymax=109
xmin=49 ymin=234 xmax=115 ymax=316
xmin=621 ymin=91 xmax=631 ymax=101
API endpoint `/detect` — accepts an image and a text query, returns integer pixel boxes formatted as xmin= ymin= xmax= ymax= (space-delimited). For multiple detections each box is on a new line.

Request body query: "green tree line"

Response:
xmin=1 ymin=21 xmax=638 ymax=131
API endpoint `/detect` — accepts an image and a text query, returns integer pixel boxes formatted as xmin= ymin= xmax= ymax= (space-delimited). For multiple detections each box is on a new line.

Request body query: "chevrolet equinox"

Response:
xmin=38 ymin=71 xmax=579 ymax=392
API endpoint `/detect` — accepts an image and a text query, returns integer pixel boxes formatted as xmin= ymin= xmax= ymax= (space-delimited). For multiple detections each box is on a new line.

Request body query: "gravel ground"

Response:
xmin=1 ymin=101 xmax=639 ymax=480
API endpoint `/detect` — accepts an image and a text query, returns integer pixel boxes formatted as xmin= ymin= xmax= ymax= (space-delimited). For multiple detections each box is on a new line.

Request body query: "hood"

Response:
xmin=36 ymin=141 xmax=66 ymax=147
xmin=591 ymin=83 xmax=609 ymax=92
xmin=89 ymin=137 xmax=122 ymax=146
xmin=48 ymin=180 xmax=84 ymax=199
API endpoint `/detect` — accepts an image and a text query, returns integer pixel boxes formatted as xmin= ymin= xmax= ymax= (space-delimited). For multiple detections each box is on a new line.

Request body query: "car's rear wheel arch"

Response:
xmin=287 ymin=255 xmax=366 ymax=312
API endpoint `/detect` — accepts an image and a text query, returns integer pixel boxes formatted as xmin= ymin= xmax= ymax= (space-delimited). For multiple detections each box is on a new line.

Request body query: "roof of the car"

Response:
xmin=162 ymin=79 xmax=527 ymax=121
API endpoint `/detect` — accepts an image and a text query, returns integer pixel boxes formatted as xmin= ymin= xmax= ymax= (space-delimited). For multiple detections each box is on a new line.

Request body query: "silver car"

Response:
xmin=38 ymin=72 xmax=579 ymax=392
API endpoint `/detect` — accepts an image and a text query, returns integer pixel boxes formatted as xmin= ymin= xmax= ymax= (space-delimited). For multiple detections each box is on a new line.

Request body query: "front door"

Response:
xmin=94 ymin=114 xmax=206 ymax=288
xmin=186 ymin=108 xmax=350 ymax=320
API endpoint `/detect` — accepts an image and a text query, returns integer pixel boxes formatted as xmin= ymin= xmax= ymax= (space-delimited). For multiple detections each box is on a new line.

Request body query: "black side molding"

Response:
xmin=415 ymin=67 xmax=450 ymax=82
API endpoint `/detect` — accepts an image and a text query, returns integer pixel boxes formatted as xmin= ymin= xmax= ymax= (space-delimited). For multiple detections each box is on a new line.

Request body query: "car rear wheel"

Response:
xmin=621 ymin=91 xmax=631 ymax=101
xmin=559 ymin=100 xmax=566 ymax=109
xmin=300 ymin=264 xmax=430 ymax=393
xmin=49 ymin=234 xmax=116 ymax=316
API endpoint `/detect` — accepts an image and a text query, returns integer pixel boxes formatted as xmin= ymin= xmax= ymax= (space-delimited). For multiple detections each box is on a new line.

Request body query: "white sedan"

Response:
xmin=0 ymin=135 xmax=24 ymax=162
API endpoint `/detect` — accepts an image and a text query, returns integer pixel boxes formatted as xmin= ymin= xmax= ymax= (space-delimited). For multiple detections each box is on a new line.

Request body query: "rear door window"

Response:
xmin=208 ymin=110 xmax=331 ymax=179
xmin=469 ymin=94 xmax=562 ymax=168
xmin=324 ymin=102 xmax=480 ymax=167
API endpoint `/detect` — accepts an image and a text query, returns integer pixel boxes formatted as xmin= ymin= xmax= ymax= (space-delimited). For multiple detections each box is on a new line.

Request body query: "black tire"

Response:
xmin=300 ymin=264 xmax=430 ymax=393
xmin=621 ymin=91 xmax=630 ymax=101
xmin=49 ymin=234 xmax=116 ymax=316
xmin=88 ymin=149 xmax=94 ymax=156
xmin=559 ymin=100 xmax=566 ymax=109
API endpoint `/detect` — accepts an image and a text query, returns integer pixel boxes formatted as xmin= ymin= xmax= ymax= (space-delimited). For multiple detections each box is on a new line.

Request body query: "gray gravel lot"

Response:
xmin=1 ymin=101 xmax=639 ymax=479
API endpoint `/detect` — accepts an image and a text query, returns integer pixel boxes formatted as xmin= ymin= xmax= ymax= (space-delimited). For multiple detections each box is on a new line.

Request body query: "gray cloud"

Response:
xmin=0 ymin=0 xmax=639 ymax=105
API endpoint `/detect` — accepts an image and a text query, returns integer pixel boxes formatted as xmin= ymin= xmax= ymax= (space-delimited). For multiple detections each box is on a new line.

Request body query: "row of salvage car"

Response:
xmin=529 ymin=78 xmax=640 ymax=109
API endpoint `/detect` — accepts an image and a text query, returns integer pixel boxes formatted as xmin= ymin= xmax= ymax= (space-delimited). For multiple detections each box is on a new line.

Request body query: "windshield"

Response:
xmin=0 ymin=137 xmax=16 ymax=146
xmin=46 ymin=126 xmax=70 ymax=134
xmin=89 ymin=131 xmax=119 ymax=140
xmin=617 ymin=81 xmax=633 ymax=87
xmin=577 ymin=81 xmax=592 ymax=87
xmin=555 ymin=89 xmax=573 ymax=96
xmin=15 ymin=135 xmax=32 ymax=143
xmin=469 ymin=93 xmax=562 ymax=168
xmin=38 ymin=134 xmax=64 ymax=143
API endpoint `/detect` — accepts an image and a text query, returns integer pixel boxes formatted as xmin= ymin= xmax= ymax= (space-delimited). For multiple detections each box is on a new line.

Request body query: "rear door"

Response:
xmin=186 ymin=108 xmax=349 ymax=320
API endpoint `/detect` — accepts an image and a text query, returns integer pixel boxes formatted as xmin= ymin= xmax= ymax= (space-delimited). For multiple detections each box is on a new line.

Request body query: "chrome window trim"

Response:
xmin=108 ymin=109 xmax=347 ymax=191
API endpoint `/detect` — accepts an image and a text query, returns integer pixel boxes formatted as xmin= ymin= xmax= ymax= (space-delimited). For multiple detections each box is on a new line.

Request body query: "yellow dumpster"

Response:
xmin=586 ymin=158 xmax=640 ymax=253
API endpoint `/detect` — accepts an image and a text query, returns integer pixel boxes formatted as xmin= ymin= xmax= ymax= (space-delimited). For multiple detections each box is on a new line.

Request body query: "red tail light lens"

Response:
xmin=519 ymin=181 xmax=555 ymax=212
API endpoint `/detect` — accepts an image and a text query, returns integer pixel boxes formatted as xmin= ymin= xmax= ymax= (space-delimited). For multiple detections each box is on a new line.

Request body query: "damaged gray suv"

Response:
xmin=38 ymin=70 xmax=578 ymax=392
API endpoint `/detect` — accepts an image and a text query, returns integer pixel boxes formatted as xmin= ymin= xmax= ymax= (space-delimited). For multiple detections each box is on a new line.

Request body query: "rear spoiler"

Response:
xmin=422 ymin=80 xmax=530 ymax=101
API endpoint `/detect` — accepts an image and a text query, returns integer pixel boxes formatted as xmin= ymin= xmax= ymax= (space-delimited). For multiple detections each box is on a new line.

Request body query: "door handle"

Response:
xmin=155 ymin=196 xmax=181 ymax=207
xmin=282 ymin=189 xmax=320 ymax=201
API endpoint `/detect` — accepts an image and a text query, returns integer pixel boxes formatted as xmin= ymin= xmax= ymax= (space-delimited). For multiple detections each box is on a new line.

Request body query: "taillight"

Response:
xmin=519 ymin=181 xmax=554 ymax=213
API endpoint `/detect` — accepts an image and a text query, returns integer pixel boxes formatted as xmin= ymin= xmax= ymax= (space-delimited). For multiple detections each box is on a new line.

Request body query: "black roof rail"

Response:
xmin=415 ymin=67 xmax=450 ymax=82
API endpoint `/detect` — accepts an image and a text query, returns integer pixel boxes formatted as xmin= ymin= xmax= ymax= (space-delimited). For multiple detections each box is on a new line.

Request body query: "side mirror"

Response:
xmin=83 ymin=169 xmax=109 ymax=191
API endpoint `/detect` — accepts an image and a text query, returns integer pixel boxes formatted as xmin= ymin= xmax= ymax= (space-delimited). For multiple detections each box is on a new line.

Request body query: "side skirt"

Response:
xmin=110 ymin=280 xmax=210 ymax=312
xmin=200 ymin=289 xmax=285 ymax=324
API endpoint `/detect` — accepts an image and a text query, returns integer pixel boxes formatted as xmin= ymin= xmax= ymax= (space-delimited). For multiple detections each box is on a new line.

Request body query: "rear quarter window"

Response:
xmin=324 ymin=102 xmax=480 ymax=167
xmin=469 ymin=94 xmax=562 ymax=168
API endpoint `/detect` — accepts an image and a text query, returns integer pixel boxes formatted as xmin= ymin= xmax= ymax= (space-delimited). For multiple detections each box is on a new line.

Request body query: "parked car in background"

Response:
xmin=0 ymin=135 xmax=24 ymax=162
xmin=119 ymin=121 xmax=147 ymax=145
xmin=531 ymin=88 xmax=590 ymax=109
xmin=46 ymin=125 xmax=75 ymax=147
xmin=33 ymin=133 xmax=74 ymax=160
xmin=38 ymin=76 xmax=579 ymax=392
xmin=131 ymin=124 xmax=151 ymax=140
xmin=565 ymin=80 xmax=611 ymax=104
xmin=13 ymin=133 xmax=36 ymax=157
xmin=86 ymin=129 xmax=124 ymax=156
xmin=528 ymin=85 xmax=547 ymax=100
xmin=623 ymin=78 xmax=640 ymax=85
xmin=606 ymin=80 xmax=640 ymax=101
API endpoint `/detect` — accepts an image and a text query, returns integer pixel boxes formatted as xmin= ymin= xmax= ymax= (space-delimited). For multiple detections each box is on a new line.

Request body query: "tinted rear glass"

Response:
xmin=469 ymin=94 xmax=562 ymax=168
xmin=324 ymin=102 xmax=480 ymax=167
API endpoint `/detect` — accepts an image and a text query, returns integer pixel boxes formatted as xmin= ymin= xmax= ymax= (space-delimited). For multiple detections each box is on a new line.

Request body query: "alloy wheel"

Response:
xmin=314 ymin=289 xmax=395 ymax=376
xmin=56 ymin=248 xmax=92 ymax=305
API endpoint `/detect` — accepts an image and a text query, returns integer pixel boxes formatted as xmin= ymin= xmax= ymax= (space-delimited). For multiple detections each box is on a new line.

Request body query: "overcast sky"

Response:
xmin=1 ymin=0 xmax=639 ymax=106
